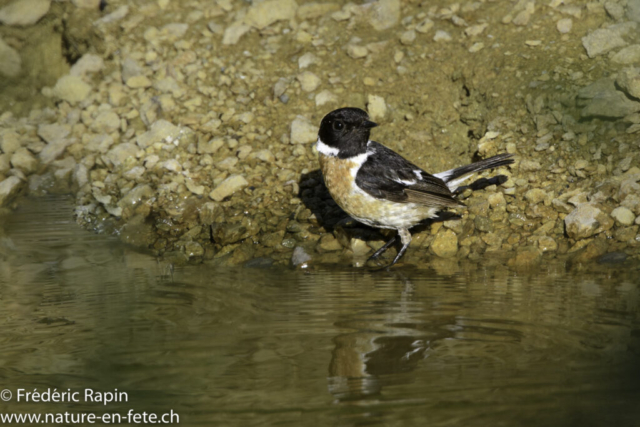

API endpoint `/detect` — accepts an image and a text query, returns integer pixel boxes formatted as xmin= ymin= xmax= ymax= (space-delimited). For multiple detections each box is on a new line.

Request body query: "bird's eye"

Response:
xmin=332 ymin=121 xmax=344 ymax=131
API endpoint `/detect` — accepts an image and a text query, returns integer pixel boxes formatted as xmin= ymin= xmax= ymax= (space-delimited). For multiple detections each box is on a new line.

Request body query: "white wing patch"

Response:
xmin=434 ymin=168 xmax=474 ymax=191
xmin=397 ymin=179 xmax=416 ymax=186
xmin=316 ymin=138 xmax=339 ymax=156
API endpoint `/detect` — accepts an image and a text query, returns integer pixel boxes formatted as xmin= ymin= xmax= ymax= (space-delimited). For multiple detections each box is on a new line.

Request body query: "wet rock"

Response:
xmin=616 ymin=67 xmax=640 ymax=99
xmin=290 ymin=116 xmax=317 ymax=144
xmin=244 ymin=257 xmax=275 ymax=268
xmin=582 ymin=27 xmax=627 ymax=58
xmin=297 ymin=71 xmax=321 ymax=92
xmin=349 ymin=238 xmax=369 ymax=255
xmin=598 ymin=251 xmax=628 ymax=265
xmin=368 ymin=0 xmax=400 ymax=31
xmin=10 ymin=148 xmax=38 ymax=174
xmin=52 ymin=75 xmax=92 ymax=105
xmin=319 ymin=234 xmax=342 ymax=251
xmin=611 ymin=45 xmax=640 ymax=64
xmin=291 ymin=246 xmax=312 ymax=267
xmin=0 ymin=176 xmax=23 ymax=207
xmin=261 ymin=230 xmax=285 ymax=248
xmin=0 ymin=37 xmax=21 ymax=78
xmin=611 ymin=206 xmax=635 ymax=225
xmin=367 ymin=95 xmax=387 ymax=120
xmin=508 ymin=246 xmax=542 ymax=268
xmin=199 ymin=202 xmax=224 ymax=225
xmin=209 ymin=174 xmax=248 ymax=202
xmin=537 ymin=236 xmax=558 ymax=252
xmin=565 ymin=203 xmax=613 ymax=240
xmin=212 ymin=223 xmax=248 ymax=245
xmin=578 ymin=79 xmax=640 ymax=118
xmin=118 ymin=184 xmax=153 ymax=219
xmin=430 ymin=229 xmax=458 ymax=258
xmin=0 ymin=0 xmax=50 ymax=26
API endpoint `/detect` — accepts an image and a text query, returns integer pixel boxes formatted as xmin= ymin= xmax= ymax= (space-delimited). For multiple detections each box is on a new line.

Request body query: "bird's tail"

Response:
xmin=434 ymin=153 xmax=514 ymax=192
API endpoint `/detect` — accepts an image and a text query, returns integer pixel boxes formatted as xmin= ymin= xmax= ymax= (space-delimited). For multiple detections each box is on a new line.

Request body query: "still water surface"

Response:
xmin=0 ymin=197 xmax=639 ymax=426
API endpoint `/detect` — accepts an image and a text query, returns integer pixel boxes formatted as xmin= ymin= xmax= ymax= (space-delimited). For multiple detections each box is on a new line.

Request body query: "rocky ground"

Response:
xmin=0 ymin=0 xmax=639 ymax=269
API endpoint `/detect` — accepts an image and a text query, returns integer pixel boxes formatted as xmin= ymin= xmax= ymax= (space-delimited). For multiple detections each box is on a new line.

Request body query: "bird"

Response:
xmin=316 ymin=107 xmax=514 ymax=268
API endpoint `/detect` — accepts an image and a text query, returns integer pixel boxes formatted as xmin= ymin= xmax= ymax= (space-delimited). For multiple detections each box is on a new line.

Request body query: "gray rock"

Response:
xmin=0 ymin=0 xmax=50 ymax=26
xmin=597 ymin=252 xmax=628 ymax=264
xmin=582 ymin=27 xmax=627 ymax=57
xmin=605 ymin=2 xmax=625 ymax=20
xmin=580 ymin=88 xmax=640 ymax=118
xmin=0 ymin=37 xmax=21 ymax=77
xmin=0 ymin=176 xmax=23 ymax=207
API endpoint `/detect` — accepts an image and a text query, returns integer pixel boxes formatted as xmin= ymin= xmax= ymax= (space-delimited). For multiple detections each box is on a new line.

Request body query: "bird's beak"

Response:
xmin=363 ymin=120 xmax=378 ymax=129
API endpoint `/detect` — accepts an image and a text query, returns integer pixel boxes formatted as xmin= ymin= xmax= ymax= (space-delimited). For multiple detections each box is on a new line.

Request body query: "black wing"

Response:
xmin=355 ymin=141 xmax=465 ymax=208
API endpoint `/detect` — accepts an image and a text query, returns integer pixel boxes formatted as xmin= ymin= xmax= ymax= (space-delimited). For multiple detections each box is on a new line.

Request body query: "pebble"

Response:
xmin=400 ymin=30 xmax=416 ymax=45
xmin=525 ymin=188 xmax=546 ymax=204
xmin=126 ymin=75 xmax=152 ymax=89
xmin=93 ymin=5 xmax=129 ymax=25
xmin=297 ymin=2 xmax=340 ymax=20
xmin=315 ymin=90 xmax=338 ymax=107
xmin=10 ymin=148 xmax=38 ymax=173
xmin=368 ymin=0 xmax=400 ymax=31
xmin=136 ymin=120 xmax=181 ymax=149
xmin=70 ymin=54 xmax=105 ymax=77
xmin=244 ymin=0 xmax=297 ymax=30
xmin=0 ymin=37 xmax=21 ymax=77
xmin=297 ymin=71 xmax=321 ymax=92
xmin=556 ymin=18 xmax=572 ymax=34
xmin=104 ymin=143 xmax=138 ymax=168
xmin=209 ymin=174 xmax=248 ymax=202
xmin=610 ymin=206 xmax=635 ymax=225
xmin=367 ymin=95 xmax=387 ymax=120
xmin=415 ymin=18 xmax=434 ymax=34
xmin=51 ymin=75 xmax=92 ymax=104
xmin=433 ymin=30 xmax=452 ymax=42
xmin=347 ymin=45 xmax=368 ymax=59
xmin=290 ymin=116 xmax=317 ymax=144
xmin=222 ymin=23 xmax=250 ymax=45
xmin=537 ymin=236 xmax=558 ymax=252
xmin=91 ymin=111 xmax=120 ymax=134
xmin=298 ymin=53 xmax=318 ymax=69
xmin=162 ymin=159 xmax=182 ymax=172
xmin=0 ymin=176 xmax=22 ymax=207
xmin=0 ymin=0 xmax=50 ymax=26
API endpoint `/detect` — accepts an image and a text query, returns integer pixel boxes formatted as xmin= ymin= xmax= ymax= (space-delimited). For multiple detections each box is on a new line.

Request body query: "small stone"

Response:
xmin=52 ymin=75 xmax=92 ymax=104
xmin=319 ymin=234 xmax=342 ymax=251
xmin=597 ymin=252 xmax=628 ymax=264
xmin=0 ymin=130 xmax=20 ymax=154
xmin=70 ymin=54 xmax=104 ymax=77
xmin=10 ymin=148 xmax=38 ymax=173
xmin=346 ymin=44 xmax=368 ymax=59
xmin=136 ymin=120 xmax=181 ymax=148
xmin=0 ymin=37 xmax=21 ymax=77
xmin=126 ymin=75 xmax=152 ymax=89
xmin=216 ymin=156 xmax=238 ymax=170
xmin=433 ymin=30 xmax=452 ymax=42
xmin=430 ymin=229 xmax=458 ymax=258
xmin=538 ymin=236 xmax=558 ymax=252
xmin=254 ymin=149 xmax=275 ymax=163
xmin=297 ymin=71 xmax=321 ymax=92
xmin=574 ymin=159 xmax=588 ymax=170
xmin=400 ymin=30 xmax=416 ymax=45
xmin=415 ymin=18 xmax=434 ymax=33
xmin=556 ymin=18 xmax=572 ymax=33
xmin=611 ymin=206 xmax=635 ymax=225
xmin=368 ymin=0 xmax=400 ymax=31
xmin=465 ymin=23 xmax=487 ymax=37
xmin=0 ymin=176 xmax=22 ymax=207
xmin=616 ymin=67 xmax=640 ymax=99
xmin=469 ymin=42 xmax=484 ymax=53
xmin=93 ymin=5 xmax=128 ymax=25
xmin=0 ymin=0 xmax=50 ymax=26
xmin=185 ymin=242 xmax=204 ymax=257
xmin=37 ymin=123 xmax=70 ymax=144
xmin=508 ymin=246 xmax=542 ymax=268
xmin=611 ymin=45 xmax=640 ymax=64
xmin=209 ymin=174 xmax=248 ymax=202
xmin=582 ymin=28 xmax=627 ymax=58
xmin=245 ymin=0 xmax=297 ymax=30
xmin=525 ymin=188 xmax=546 ymax=204
xmin=297 ymin=2 xmax=340 ymax=20
xmin=367 ymin=94 xmax=387 ymax=121
xmin=315 ymin=90 xmax=338 ymax=107
xmin=91 ymin=111 xmax=120 ymax=133
xmin=162 ymin=159 xmax=182 ymax=172
xmin=605 ymin=2 xmax=625 ymax=20
xmin=104 ymin=143 xmax=138 ymax=168
xmin=520 ymin=160 xmax=541 ymax=171
xmin=298 ymin=52 xmax=318 ymax=69
xmin=290 ymin=116 xmax=317 ymax=144
xmin=222 ymin=22 xmax=251 ymax=45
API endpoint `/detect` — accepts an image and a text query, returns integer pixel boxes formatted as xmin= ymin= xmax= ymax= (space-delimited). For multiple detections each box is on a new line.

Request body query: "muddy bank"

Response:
xmin=0 ymin=0 xmax=639 ymax=269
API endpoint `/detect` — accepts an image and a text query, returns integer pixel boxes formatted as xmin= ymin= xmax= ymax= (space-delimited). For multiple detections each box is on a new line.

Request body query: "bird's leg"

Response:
xmin=388 ymin=228 xmax=412 ymax=267
xmin=367 ymin=234 xmax=397 ymax=262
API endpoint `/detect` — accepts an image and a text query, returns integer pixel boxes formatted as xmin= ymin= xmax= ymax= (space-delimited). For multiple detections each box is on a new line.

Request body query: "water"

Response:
xmin=0 ymin=196 xmax=639 ymax=426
